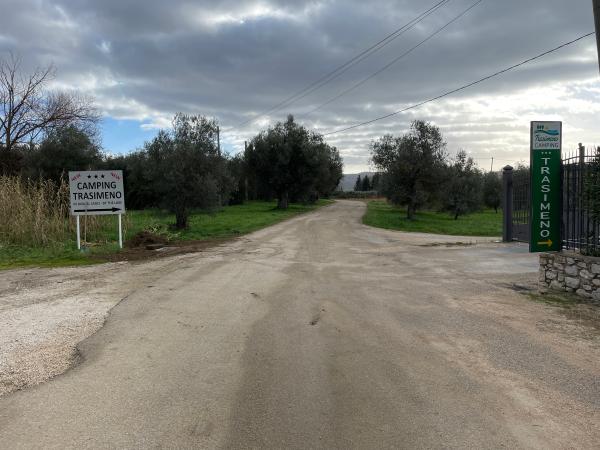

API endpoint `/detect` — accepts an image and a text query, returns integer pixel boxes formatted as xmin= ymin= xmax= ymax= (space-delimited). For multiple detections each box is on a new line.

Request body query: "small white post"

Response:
xmin=76 ymin=215 xmax=81 ymax=250
xmin=118 ymin=213 xmax=123 ymax=249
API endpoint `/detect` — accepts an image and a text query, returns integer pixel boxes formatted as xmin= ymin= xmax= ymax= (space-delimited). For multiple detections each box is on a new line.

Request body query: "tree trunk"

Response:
xmin=175 ymin=210 xmax=188 ymax=229
xmin=277 ymin=192 xmax=289 ymax=209
xmin=454 ymin=210 xmax=459 ymax=220
xmin=406 ymin=203 xmax=416 ymax=220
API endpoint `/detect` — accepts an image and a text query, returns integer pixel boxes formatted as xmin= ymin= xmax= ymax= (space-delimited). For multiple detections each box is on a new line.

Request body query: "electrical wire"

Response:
xmin=323 ymin=32 xmax=596 ymax=136
xmin=301 ymin=0 xmax=484 ymax=118
xmin=235 ymin=0 xmax=451 ymax=128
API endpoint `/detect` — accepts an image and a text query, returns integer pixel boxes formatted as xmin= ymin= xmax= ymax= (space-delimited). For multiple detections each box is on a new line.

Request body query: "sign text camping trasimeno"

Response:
xmin=69 ymin=170 xmax=125 ymax=216
xmin=530 ymin=122 xmax=561 ymax=253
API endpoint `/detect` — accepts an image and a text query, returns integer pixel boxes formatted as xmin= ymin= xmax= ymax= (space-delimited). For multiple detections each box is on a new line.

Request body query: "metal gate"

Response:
xmin=511 ymin=168 xmax=530 ymax=242
xmin=502 ymin=146 xmax=600 ymax=251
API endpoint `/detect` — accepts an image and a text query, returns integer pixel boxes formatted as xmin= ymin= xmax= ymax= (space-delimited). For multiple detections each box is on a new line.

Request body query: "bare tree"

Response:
xmin=0 ymin=54 xmax=99 ymax=153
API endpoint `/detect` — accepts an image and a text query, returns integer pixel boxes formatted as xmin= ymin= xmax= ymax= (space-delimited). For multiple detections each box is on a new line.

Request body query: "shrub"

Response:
xmin=331 ymin=190 xmax=379 ymax=199
xmin=0 ymin=176 xmax=71 ymax=245
xmin=0 ymin=176 xmax=128 ymax=247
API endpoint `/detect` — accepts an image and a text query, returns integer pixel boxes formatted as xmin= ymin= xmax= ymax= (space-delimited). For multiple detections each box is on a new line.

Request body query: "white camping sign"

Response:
xmin=69 ymin=170 xmax=125 ymax=216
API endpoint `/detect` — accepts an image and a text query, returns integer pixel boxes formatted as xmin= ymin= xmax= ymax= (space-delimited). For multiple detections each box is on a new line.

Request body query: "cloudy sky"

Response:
xmin=1 ymin=0 xmax=598 ymax=172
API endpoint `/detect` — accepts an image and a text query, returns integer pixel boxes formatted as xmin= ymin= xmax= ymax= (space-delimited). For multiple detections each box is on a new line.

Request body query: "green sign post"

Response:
xmin=530 ymin=121 xmax=562 ymax=253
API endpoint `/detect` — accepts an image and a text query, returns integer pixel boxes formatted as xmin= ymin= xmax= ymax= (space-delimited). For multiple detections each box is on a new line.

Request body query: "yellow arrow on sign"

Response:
xmin=537 ymin=239 xmax=553 ymax=247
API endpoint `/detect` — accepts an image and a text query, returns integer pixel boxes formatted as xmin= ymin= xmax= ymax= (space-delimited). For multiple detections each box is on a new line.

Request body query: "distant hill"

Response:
xmin=338 ymin=172 xmax=377 ymax=191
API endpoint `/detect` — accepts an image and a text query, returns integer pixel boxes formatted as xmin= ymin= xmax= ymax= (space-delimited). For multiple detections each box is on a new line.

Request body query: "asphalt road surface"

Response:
xmin=1 ymin=200 xmax=599 ymax=449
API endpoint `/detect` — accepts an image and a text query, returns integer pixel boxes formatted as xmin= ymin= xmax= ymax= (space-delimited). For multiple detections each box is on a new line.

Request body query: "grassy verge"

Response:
xmin=0 ymin=200 xmax=332 ymax=270
xmin=524 ymin=291 xmax=600 ymax=335
xmin=525 ymin=291 xmax=584 ymax=308
xmin=363 ymin=201 xmax=501 ymax=237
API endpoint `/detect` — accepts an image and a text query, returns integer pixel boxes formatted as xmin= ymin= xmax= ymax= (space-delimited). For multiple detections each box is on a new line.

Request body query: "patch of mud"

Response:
xmin=502 ymin=282 xmax=538 ymax=293
xmin=126 ymin=230 xmax=169 ymax=248
xmin=418 ymin=241 xmax=476 ymax=248
xmin=95 ymin=237 xmax=232 ymax=263
xmin=309 ymin=308 xmax=326 ymax=326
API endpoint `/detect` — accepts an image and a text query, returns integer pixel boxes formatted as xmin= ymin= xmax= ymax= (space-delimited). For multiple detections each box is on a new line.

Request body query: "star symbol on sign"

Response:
xmin=101 ymin=175 xmax=105 ymax=178
xmin=87 ymin=175 xmax=91 ymax=178
xmin=94 ymin=175 xmax=98 ymax=178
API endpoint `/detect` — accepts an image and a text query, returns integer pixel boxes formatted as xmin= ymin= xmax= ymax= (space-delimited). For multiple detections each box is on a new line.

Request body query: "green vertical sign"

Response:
xmin=530 ymin=121 xmax=562 ymax=253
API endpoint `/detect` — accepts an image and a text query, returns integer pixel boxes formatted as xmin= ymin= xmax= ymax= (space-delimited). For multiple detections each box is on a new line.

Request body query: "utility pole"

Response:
xmin=244 ymin=141 xmax=249 ymax=202
xmin=594 ymin=0 xmax=600 ymax=74
xmin=490 ymin=157 xmax=494 ymax=173
xmin=215 ymin=126 xmax=222 ymax=206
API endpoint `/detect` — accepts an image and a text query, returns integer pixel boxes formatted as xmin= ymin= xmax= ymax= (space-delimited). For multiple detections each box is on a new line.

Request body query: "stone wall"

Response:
xmin=539 ymin=252 xmax=600 ymax=304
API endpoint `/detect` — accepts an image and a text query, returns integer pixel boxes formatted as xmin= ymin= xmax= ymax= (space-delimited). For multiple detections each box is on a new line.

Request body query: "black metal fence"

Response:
xmin=501 ymin=165 xmax=531 ymax=243
xmin=562 ymin=146 xmax=600 ymax=256
xmin=502 ymin=145 xmax=600 ymax=256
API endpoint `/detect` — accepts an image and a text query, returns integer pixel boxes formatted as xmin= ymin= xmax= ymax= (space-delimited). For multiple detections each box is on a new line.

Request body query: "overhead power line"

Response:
xmin=302 ymin=0 xmax=484 ymax=118
xmin=236 ymin=0 xmax=451 ymax=128
xmin=323 ymin=32 xmax=597 ymax=136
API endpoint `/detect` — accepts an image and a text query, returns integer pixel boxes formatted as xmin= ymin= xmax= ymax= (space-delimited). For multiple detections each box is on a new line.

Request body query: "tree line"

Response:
xmin=0 ymin=57 xmax=343 ymax=229
xmin=370 ymin=120 xmax=502 ymax=219
xmin=110 ymin=114 xmax=343 ymax=228
xmin=2 ymin=113 xmax=343 ymax=230
xmin=2 ymin=56 xmax=502 ymax=228
xmin=353 ymin=173 xmax=381 ymax=192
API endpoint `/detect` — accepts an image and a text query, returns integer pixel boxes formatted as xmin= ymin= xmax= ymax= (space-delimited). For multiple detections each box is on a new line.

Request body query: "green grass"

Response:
xmin=525 ymin=291 xmax=583 ymax=309
xmin=0 ymin=244 xmax=118 ymax=270
xmin=363 ymin=201 xmax=502 ymax=237
xmin=125 ymin=200 xmax=331 ymax=241
xmin=0 ymin=200 xmax=332 ymax=270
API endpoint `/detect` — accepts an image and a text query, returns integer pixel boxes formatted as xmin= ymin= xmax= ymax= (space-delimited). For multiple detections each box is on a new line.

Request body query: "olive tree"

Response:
xmin=371 ymin=120 xmax=447 ymax=219
xmin=585 ymin=146 xmax=600 ymax=222
xmin=483 ymin=171 xmax=502 ymax=213
xmin=246 ymin=115 xmax=342 ymax=209
xmin=145 ymin=114 xmax=227 ymax=229
xmin=443 ymin=150 xmax=483 ymax=219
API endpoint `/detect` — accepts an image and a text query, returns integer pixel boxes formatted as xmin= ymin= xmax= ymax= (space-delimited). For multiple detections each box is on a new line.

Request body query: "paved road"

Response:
xmin=1 ymin=200 xmax=599 ymax=449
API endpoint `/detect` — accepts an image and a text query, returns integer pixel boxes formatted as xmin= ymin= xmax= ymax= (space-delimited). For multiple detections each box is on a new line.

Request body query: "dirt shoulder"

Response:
xmin=97 ymin=236 xmax=233 ymax=263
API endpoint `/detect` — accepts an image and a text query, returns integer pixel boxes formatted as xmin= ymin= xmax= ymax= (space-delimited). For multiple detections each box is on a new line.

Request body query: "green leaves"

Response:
xmin=246 ymin=115 xmax=342 ymax=208
xmin=370 ymin=120 xmax=447 ymax=219
xmin=585 ymin=147 xmax=600 ymax=223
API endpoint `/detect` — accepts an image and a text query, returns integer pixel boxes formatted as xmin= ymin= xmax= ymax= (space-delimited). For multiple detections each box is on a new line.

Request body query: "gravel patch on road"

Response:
xmin=0 ymin=255 xmax=208 ymax=396
xmin=0 ymin=263 xmax=127 ymax=395
xmin=0 ymin=306 xmax=108 ymax=394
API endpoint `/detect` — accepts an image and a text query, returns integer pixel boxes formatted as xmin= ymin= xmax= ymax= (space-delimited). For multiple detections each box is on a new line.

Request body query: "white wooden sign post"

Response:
xmin=69 ymin=170 xmax=126 ymax=250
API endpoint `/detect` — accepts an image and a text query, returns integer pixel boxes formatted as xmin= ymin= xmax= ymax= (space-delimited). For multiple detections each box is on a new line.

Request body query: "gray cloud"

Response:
xmin=1 ymin=0 xmax=598 ymax=171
